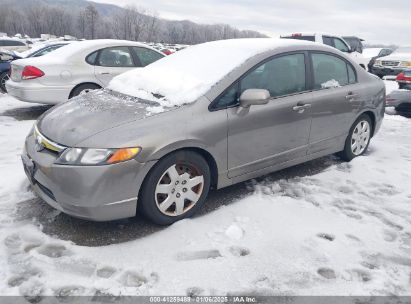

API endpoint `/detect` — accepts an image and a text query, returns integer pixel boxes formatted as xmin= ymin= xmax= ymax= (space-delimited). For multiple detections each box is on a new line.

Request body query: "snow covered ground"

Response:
xmin=0 ymin=81 xmax=411 ymax=297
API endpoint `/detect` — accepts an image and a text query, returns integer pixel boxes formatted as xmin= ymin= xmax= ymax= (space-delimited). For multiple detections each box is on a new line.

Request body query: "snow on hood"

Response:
xmin=108 ymin=38 xmax=313 ymax=108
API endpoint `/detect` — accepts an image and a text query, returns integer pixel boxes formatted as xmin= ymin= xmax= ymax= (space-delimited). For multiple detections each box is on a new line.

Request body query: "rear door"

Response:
xmin=307 ymin=52 xmax=360 ymax=154
xmin=94 ymin=46 xmax=139 ymax=86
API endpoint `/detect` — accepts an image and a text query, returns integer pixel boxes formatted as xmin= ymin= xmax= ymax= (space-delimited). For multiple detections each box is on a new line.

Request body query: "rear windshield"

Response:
xmin=281 ymin=35 xmax=315 ymax=42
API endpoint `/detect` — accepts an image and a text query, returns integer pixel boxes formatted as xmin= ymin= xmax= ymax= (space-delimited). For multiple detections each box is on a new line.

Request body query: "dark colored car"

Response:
xmin=0 ymin=43 xmax=69 ymax=93
xmin=396 ymin=69 xmax=411 ymax=89
xmin=386 ymin=89 xmax=411 ymax=113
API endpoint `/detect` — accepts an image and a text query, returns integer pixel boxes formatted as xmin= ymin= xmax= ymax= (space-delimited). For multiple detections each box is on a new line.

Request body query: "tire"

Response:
xmin=139 ymin=150 xmax=211 ymax=225
xmin=69 ymin=83 xmax=100 ymax=98
xmin=399 ymin=83 xmax=405 ymax=90
xmin=338 ymin=114 xmax=373 ymax=162
xmin=0 ymin=72 xmax=9 ymax=93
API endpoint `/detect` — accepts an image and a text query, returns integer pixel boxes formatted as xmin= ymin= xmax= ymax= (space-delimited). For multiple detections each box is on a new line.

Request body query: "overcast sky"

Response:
xmin=94 ymin=0 xmax=411 ymax=45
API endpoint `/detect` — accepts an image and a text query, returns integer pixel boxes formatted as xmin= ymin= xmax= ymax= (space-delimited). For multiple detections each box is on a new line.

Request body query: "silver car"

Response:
xmin=6 ymin=39 xmax=164 ymax=104
xmin=21 ymin=39 xmax=385 ymax=225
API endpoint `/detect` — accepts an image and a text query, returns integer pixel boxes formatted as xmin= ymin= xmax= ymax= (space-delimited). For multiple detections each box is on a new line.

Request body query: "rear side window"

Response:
xmin=133 ymin=47 xmax=164 ymax=67
xmin=311 ymin=53 xmax=356 ymax=89
xmin=97 ymin=47 xmax=134 ymax=67
xmin=86 ymin=51 xmax=98 ymax=65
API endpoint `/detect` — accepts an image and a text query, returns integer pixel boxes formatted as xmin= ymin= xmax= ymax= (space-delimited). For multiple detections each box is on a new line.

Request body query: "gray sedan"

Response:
xmin=22 ymin=39 xmax=385 ymax=225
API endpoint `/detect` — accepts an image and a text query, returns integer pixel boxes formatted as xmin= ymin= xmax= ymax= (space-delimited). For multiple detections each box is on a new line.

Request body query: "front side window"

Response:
xmin=211 ymin=53 xmax=306 ymax=110
xmin=241 ymin=53 xmax=306 ymax=98
xmin=333 ymin=38 xmax=350 ymax=53
xmin=133 ymin=47 xmax=164 ymax=67
xmin=97 ymin=47 xmax=134 ymax=67
xmin=312 ymin=53 xmax=355 ymax=89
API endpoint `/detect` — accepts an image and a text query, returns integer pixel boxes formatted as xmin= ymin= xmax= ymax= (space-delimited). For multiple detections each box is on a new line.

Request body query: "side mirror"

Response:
xmin=237 ymin=89 xmax=270 ymax=115
xmin=239 ymin=89 xmax=270 ymax=107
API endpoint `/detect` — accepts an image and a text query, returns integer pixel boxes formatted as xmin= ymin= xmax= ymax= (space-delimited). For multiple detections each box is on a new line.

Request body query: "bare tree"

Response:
xmin=85 ymin=4 xmax=98 ymax=39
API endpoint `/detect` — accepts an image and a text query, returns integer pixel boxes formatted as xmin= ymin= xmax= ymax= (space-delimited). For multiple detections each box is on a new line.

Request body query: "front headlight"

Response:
xmin=374 ymin=60 xmax=382 ymax=66
xmin=55 ymin=147 xmax=141 ymax=165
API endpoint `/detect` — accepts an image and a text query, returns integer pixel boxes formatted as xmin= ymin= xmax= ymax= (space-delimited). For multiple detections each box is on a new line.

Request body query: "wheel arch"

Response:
xmin=69 ymin=82 xmax=102 ymax=99
xmin=359 ymin=110 xmax=376 ymax=137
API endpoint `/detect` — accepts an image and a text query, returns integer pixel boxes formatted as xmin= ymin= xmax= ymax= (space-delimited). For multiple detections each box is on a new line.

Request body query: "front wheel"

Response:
xmin=338 ymin=115 xmax=372 ymax=161
xmin=139 ymin=151 xmax=211 ymax=225
xmin=0 ymin=72 xmax=9 ymax=93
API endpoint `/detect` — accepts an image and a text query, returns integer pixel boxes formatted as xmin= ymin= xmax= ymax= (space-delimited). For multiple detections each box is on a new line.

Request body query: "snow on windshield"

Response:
xmin=108 ymin=38 xmax=311 ymax=108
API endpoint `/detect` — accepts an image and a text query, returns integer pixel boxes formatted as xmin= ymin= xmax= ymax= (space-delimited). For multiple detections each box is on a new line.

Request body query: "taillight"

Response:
xmin=22 ymin=66 xmax=44 ymax=80
xmin=396 ymin=72 xmax=405 ymax=81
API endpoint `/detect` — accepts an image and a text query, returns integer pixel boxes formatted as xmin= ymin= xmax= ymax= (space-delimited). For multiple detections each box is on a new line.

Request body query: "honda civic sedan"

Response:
xmin=22 ymin=38 xmax=385 ymax=225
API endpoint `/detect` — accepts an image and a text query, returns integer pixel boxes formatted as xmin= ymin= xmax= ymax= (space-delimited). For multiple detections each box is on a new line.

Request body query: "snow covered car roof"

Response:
xmin=109 ymin=38 xmax=316 ymax=108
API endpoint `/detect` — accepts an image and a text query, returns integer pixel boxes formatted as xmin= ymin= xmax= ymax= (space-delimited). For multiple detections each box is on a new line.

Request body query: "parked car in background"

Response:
xmin=280 ymin=33 xmax=369 ymax=69
xmin=363 ymin=48 xmax=394 ymax=72
xmin=372 ymin=46 xmax=411 ymax=78
xmin=21 ymin=38 xmax=385 ymax=224
xmin=161 ymin=48 xmax=174 ymax=55
xmin=386 ymin=88 xmax=411 ymax=113
xmin=396 ymin=69 xmax=411 ymax=89
xmin=6 ymin=39 xmax=165 ymax=104
xmin=342 ymin=36 xmax=364 ymax=53
xmin=0 ymin=42 xmax=72 ymax=93
xmin=0 ymin=38 xmax=30 ymax=52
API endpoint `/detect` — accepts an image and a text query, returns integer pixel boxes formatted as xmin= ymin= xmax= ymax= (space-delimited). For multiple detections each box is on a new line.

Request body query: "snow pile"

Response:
xmin=321 ymin=79 xmax=341 ymax=89
xmin=109 ymin=38 xmax=312 ymax=108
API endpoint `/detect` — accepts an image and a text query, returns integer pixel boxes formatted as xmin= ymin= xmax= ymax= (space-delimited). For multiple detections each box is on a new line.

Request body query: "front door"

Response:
xmin=224 ymin=53 xmax=313 ymax=178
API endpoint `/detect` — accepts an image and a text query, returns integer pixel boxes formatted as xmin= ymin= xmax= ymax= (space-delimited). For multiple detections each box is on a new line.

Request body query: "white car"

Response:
xmin=6 ymin=39 xmax=165 ymax=104
xmin=0 ymin=38 xmax=30 ymax=52
xmin=280 ymin=33 xmax=369 ymax=69
xmin=372 ymin=46 xmax=411 ymax=78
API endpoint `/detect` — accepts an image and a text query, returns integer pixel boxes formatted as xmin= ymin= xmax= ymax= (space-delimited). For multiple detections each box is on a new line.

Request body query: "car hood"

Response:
xmin=380 ymin=53 xmax=411 ymax=61
xmin=37 ymin=89 xmax=172 ymax=147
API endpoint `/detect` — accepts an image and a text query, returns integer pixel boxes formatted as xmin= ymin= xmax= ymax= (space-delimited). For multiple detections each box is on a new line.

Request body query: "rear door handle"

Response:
xmin=293 ymin=103 xmax=311 ymax=113
xmin=100 ymin=72 xmax=111 ymax=75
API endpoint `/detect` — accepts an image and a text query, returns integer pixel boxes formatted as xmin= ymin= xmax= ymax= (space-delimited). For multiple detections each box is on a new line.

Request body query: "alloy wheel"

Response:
xmin=155 ymin=163 xmax=204 ymax=216
xmin=351 ymin=120 xmax=370 ymax=155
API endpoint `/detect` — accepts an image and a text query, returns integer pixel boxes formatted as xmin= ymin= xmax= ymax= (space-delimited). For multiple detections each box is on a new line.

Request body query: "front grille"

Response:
xmin=36 ymin=181 xmax=56 ymax=201
xmin=382 ymin=61 xmax=400 ymax=67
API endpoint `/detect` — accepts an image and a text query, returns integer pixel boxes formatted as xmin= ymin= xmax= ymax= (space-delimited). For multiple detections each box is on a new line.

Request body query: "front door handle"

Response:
xmin=293 ymin=103 xmax=311 ymax=113
xmin=346 ymin=92 xmax=359 ymax=102
xmin=100 ymin=72 xmax=111 ymax=75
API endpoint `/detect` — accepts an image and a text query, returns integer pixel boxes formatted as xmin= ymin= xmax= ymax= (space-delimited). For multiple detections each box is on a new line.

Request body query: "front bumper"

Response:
xmin=371 ymin=66 xmax=404 ymax=77
xmin=6 ymin=80 xmax=72 ymax=104
xmin=22 ymin=132 xmax=155 ymax=221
